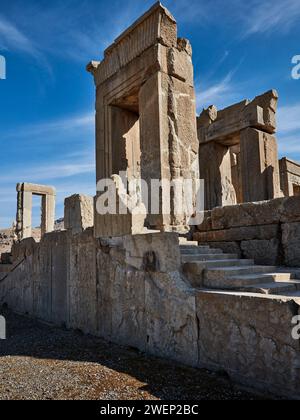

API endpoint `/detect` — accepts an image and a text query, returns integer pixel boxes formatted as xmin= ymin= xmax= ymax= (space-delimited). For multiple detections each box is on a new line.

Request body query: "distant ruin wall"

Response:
xmin=1 ymin=229 xmax=300 ymax=398
xmin=194 ymin=196 xmax=300 ymax=267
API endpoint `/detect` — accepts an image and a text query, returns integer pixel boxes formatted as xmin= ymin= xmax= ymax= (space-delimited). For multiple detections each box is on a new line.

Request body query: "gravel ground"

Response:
xmin=0 ymin=308 xmax=272 ymax=400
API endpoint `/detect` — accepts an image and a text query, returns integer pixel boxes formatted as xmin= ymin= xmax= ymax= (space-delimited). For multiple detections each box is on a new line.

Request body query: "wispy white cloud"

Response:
xmin=0 ymin=14 xmax=38 ymax=56
xmin=0 ymin=0 xmax=155 ymax=64
xmin=243 ymin=0 xmax=300 ymax=36
xmin=0 ymin=109 xmax=96 ymax=228
xmin=2 ymin=112 xmax=94 ymax=141
xmin=196 ymin=66 xmax=243 ymax=112
xmin=0 ymin=13 xmax=51 ymax=72
xmin=0 ymin=158 xmax=94 ymax=184
xmin=170 ymin=0 xmax=300 ymax=38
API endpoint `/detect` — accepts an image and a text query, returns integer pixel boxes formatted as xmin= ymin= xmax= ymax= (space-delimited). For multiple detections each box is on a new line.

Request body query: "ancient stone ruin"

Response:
xmin=1 ymin=2 xmax=300 ymax=399
xmin=280 ymin=157 xmax=300 ymax=197
xmin=198 ymin=90 xmax=282 ymax=209
xmin=15 ymin=183 xmax=56 ymax=240
xmin=87 ymin=3 xmax=199 ymax=234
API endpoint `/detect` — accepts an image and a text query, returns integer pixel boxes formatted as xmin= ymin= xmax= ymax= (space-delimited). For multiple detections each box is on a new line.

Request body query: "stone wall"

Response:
xmin=194 ymin=196 xmax=300 ymax=267
xmin=1 ymin=228 xmax=300 ymax=398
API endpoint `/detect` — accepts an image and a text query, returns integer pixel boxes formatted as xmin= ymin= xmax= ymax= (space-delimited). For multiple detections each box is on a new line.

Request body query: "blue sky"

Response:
xmin=0 ymin=0 xmax=300 ymax=227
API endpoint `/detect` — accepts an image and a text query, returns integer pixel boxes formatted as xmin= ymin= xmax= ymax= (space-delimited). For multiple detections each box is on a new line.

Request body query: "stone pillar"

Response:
xmin=64 ymin=194 xmax=94 ymax=235
xmin=42 ymin=194 xmax=55 ymax=236
xmin=230 ymin=145 xmax=243 ymax=203
xmin=139 ymin=66 xmax=198 ymax=229
xmin=240 ymin=128 xmax=282 ymax=202
xmin=16 ymin=184 xmax=32 ymax=240
xmin=89 ymin=3 xmax=199 ymax=237
xmin=199 ymin=142 xmax=236 ymax=210
xmin=22 ymin=191 xmax=33 ymax=238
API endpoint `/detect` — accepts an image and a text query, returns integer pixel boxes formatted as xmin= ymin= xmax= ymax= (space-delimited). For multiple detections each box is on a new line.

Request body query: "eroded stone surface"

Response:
xmin=1 ymin=229 xmax=300 ymax=398
xmin=16 ymin=183 xmax=56 ymax=240
xmin=64 ymin=194 xmax=94 ymax=234
xmin=282 ymin=222 xmax=300 ymax=267
xmin=196 ymin=291 xmax=300 ymax=398
xmin=198 ymin=91 xmax=282 ymax=209
xmin=88 ymin=2 xmax=199 ymax=235
xmin=241 ymin=239 xmax=280 ymax=266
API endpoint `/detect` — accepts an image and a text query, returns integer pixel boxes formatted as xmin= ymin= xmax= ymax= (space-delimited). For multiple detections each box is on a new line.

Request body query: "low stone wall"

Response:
xmin=194 ymin=196 xmax=300 ymax=267
xmin=196 ymin=291 xmax=300 ymax=399
xmin=1 ymin=229 xmax=300 ymax=398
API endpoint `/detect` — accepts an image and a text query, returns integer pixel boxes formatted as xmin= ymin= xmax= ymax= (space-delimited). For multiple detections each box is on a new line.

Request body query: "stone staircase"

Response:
xmin=180 ymin=239 xmax=300 ymax=296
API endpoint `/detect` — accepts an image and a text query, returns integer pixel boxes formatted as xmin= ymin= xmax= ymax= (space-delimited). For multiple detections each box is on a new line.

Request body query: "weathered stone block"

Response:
xmin=111 ymin=268 xmax=146 ymax=351
xmin=68 ymin=229 xmax=97 ymax=335
xmin=281 ymin=196 xmax=300 ymax=223
xmin=199 ymin=142 xmax=236 ymax=210
xmin=200 ymin=241 xmax=242 ymax=258
xmin=196 ymin=291 xmax=300 ymax=398
xmin=240 ymin=128 xmax=282 ymax=203
xmin=282 ymin=222 xmax=300 ymax=267
xmin=64 ymin=194 xmax=94 ymax=234
xmin=124 ymin=233 xmax=180 ymax=272
xmin=11 ymin=237 xmax=37 ymax=262
xmin=145 ymin=272 xmax=198 ymax=366
xmin=194 ymin=224 xmax=278 ymax=243
xmin=241 ymin=239 xmax=280 ymax=265
xmin=211 ymin=198 xmax=285 ymax=230
xmin=168 ymin=46 xmax=193 ymax=86
xmin=197 ymin=211 xmax=212 ymax=232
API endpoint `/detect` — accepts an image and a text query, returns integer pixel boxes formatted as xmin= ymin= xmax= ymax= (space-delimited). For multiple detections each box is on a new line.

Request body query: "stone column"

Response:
xmin=41 ymin=194 xmax=55 ymax=236
xmin=230 ymin=145 xmax=243 ymax=204
xmin=199 ymin=142 xmax=236 ymax=210
xmin=240 ymin=128 xmax=282 ymax=202
xmin=139 ymin=52 xmax=198 ymax=230
xmin=16 ymin=184 xmax=32 ymax=240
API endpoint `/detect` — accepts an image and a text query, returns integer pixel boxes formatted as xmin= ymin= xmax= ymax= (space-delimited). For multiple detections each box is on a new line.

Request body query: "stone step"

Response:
xmin=181 ymin=254 xmax=238 ymax=263
xmin=179 ymin=238 xmax=198 ymax=246
xmin=180 ymin=247 xmax=222 ymax=255
xmin=240 ymin=282 xmax=299 ymax=295
xmin=216 ymin=272 xmax=293 ymax=288
xmin=204 ymin=266 xmax=277 ymax=288
xmin=186 ymin=259 xmax=254 ymax=271
xmin=184 ymin=259 xmax=254 ymax=288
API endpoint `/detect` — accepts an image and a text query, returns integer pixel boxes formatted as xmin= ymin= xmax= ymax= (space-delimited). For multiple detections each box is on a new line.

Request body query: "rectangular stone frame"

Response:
xmin=16 ymin=183 xmax=56 ymax=240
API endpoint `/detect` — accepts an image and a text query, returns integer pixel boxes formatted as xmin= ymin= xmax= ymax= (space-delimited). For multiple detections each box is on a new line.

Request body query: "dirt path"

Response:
xmin=0 ymin=308 xmax=269 ymax=400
